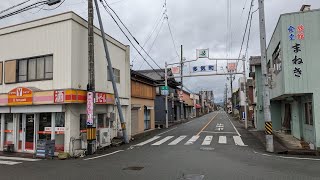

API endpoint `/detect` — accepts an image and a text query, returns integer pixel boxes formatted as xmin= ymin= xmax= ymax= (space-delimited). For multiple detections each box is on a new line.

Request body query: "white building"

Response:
xmin=0 ymin=12 xmax=131 ymax=155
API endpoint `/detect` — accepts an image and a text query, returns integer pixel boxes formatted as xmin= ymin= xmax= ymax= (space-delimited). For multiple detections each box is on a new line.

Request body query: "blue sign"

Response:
xmin=288 ymin=25 xmax=295 ymax=33
xmin=193 ymin=65 xmax=216 ymax=72
xmin=289 ymin=34 xmax=295 ymax=41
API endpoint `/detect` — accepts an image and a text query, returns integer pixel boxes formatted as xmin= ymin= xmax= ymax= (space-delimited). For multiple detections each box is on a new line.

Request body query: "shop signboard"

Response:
xmin=96 ymin=92 xmax=107 ymax=104
xmin=160 ymin=86 xmax=169 ymax=96
xmin=8 ymin=87 xmax=33 ymax=105
xmin=54 ymin=90 xmax=65 ymax=103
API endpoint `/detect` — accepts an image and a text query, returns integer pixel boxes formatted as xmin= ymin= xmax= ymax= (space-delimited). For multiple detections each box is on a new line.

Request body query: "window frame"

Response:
xmin=15 ymin=54 xmax=53 ymax=83
xmin=107 ymin=66 xmax=120 ymax=83
xmin=272 ymin=43 xmax=282 ymax=74
xmin=304 ymin=102 xmax=313 ymax=125
xmin=144 ymin=107 xmax=151 ymax=130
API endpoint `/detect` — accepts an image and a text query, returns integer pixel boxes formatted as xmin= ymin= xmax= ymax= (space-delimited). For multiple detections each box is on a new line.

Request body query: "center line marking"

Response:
xmin=197 ymin=113 xmax=218 ymax=136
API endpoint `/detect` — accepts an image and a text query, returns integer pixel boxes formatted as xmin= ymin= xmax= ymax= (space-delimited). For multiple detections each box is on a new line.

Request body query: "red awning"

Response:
xmin=195 ymin=104 xmax=201 ymax=109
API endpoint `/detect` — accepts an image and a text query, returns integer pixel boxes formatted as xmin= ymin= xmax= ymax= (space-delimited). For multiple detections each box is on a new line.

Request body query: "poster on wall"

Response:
xmin=86 ymin=92 xmax=94 ymax=126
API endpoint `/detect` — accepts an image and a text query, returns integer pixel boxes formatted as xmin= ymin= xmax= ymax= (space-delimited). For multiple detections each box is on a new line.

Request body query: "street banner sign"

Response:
xmin=197 ymin=49 xmax=209 ymax=58
xmin=86 ymin=92 xmax=94 ymax=126
xmin=171 ymin=66 xmax=180 ymax=74
xmin=160 ymin=86 xmax=169 ymax=96
xmin=227 ymin=63 xmax=236 ymax=72
xmin=192 ymin=65 xmax=216 ymax=72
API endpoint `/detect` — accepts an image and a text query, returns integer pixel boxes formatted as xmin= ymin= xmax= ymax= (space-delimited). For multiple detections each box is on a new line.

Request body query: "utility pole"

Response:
xmin=93 ymin=0 xmax=129 ymax=143
xmin=86 ymin=0 xmax=95 ymax=155
xmin=229 ymin=74 xmax=234 ymax=113
xmin=258 ymin=0 xmax=274 ymax=152
xmin=180 ymin=45 xmax=184 ymax=120
xmin=165 ymin=63 xmax=169 ymax=128
xmin=224 ymin=83 xmax=228 ymax=110
xmin=242 ymin=56 xmax=248 ymax=129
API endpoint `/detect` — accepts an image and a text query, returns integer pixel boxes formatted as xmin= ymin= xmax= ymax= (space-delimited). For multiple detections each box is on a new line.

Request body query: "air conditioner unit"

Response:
xmin=98 ymin=128 xmax=111 ymax=148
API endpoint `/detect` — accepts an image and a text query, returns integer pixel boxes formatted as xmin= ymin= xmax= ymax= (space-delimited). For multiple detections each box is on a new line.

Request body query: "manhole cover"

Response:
xmin=178 ymin=174 xmax=205 ymax=180
xmin=200 ymin=147 xmax=215 ymax=151
xmin=123 ymin=166 xmax=144 ymax=171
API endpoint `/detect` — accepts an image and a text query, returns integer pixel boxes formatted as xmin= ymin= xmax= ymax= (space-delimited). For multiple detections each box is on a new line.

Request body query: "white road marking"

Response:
xmin=157 ymin=127 xmax=177 ymax=136
xmin=135 ymin=136 xmax=161 ymax=146
xmin=226 ymin=113 xmax=241 ymax=136
xmin=0 ymin=156 xmax=40 ymax=162
xmin=84 ymin=150 xmax=124 ymax=161
xmin=253 ymin=151 xmax=320 ymax=161
xmin=0 ymin=160 xmax=22 ymax=165
xmin=202 ymin=131 xmax=236 ymax=134
xmin=168 ymin=135 xmax=187 ymax=145
xmin=233 ymin=136 xmax=247 ymax=146
xmin=152 ymin=136 xmax=174 ymax=145
xmin=201 ymin=136 xmax=213 ymax=145
xmin=218 ymin=136 xmax=227 ymax=144
xmin=185 ymin=135 xmax=200 ymax=145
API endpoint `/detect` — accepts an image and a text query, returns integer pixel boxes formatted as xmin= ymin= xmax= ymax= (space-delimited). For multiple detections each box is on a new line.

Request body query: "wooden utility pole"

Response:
xmin=86 ymin=0 xmax=96 ymax=155
xmin=180 ymin=45 xmax=184 ymax=120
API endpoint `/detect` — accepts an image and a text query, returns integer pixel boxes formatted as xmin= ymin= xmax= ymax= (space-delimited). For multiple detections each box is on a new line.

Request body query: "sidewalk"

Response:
xmin=229 ymin=115 xmax=318 ymax=156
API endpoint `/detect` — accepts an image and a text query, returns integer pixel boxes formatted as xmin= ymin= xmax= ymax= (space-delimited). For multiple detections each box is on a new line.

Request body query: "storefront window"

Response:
xmin=98 ymin=114 xmax=105 ymax=128
xmin=55 ymin=112 xmax=65 ymax=152
xmin=38 ymin=113 xmax=52 ymax=140
xmin=4 ymin=114 xmax=13 ymax=146
xmin=80 ymin=114 xmax=87 ymax=133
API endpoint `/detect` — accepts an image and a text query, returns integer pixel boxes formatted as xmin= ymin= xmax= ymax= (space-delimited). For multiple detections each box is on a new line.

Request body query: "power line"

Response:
xmin=0 ymin=1 xmax=48 ymax=20
xmin=102 ymin=0 xmax=163 ymax=70
xmin=236 ymin=0 xmax=254 ymax=68
xmin=0 ymin=0 xmax=32 ymax=15
xmin=99 ymin=1 xmax=164 ymax=78
xmin=138 ymin=18 xmax=165 ymax=70
xmin=131 ymin=7 xmax=166 ymax=65
xmin=165 ymin=14 xmax=180 ymax=58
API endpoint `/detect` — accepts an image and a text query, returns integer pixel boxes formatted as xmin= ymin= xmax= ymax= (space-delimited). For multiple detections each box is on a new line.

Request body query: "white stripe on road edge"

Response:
xmin=0 ymin=156 xmax=40 ymax=162
xmin=226 ymin=112 xmax=241 ymax=136
xmin=202 ymin=131 xmax=236 ymax=134
xmin=157 ymin=127 xmax=177 ymax=136
xmin=84 ymin=150 xmax=124 ymax=161
xmin=0 ymin=160 xmax=22 ymax=165
xmin=218 ymin=136 xmax=227 ymax=144
xmin=135 ymin=136 xmax=161 ymax=146
xmin=185 ymin=136 xmax=199 ymax=145
xmin=152 ymin=136 xmax=174 ymax=146
xmin=253 ymin=151 xmax=320 ymax=161
xmin=201 ymin=136 xmax=213 ymax=146
xmin=168 ymin=136 xmax=187 ymax=145
xmin=233 ymin=136 xmax=247 ymax=146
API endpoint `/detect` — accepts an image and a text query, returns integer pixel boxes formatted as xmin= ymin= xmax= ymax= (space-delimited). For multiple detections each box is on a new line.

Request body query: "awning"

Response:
xmin=195 ymin=104 xmax=201 ymax=109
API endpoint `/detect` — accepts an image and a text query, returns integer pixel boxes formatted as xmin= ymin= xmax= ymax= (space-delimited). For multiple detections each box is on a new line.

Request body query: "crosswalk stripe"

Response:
xmin=152 ymin=136 xmax=174 ymax=146
xmin=233 ymin=136 xmax=247 ymax=146
xmin=0 ymin=156 xmax=40 ymax=162
xmin=218 ymin=136 xmax=227 ymax=144
xmin=135 ymin=136 xmax=161 ymax=146
xmin=0 ymin=160 xmax=22 ymax=165
xmin=185 ymin=135 xmax=199 ymax=145
xmin=201 ymin=136 xmax=213 ymax=145
xmin=168 ymin=135 xmax=187 ymax=145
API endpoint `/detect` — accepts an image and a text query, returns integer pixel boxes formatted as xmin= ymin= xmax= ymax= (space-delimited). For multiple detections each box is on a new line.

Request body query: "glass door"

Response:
xmin=25 ymin=114 xmax=35 ymax=151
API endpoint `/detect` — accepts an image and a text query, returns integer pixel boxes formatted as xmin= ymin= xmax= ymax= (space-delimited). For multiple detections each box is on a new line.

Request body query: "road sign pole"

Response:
xmin=165 ymin=62 xmax=169 ymax=128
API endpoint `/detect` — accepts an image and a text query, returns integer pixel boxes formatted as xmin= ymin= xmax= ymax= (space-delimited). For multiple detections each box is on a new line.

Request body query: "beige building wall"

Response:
xmin=131 ymin=97 xmax=155 ymax=136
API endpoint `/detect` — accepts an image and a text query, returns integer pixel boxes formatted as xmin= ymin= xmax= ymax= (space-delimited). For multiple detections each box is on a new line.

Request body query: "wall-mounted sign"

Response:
xmin=96 ymin=92 xmax=107 ymax=104
xmin=86 ymin=92 xmax=94 ymax=126
xmin=8 ymin=87 xmax=33 ymax=105
xmin=171 ymin=66 xmax=180 ymax=74
xmin=197 ymin=49 xmax=209 ymax=58
xmin=54 ymin=90 xmax=65 ymax=103
xmin=288 ymin=24 xmax=305 ymax=41
xmin=192 ymin=65 xmax=216 ymax=72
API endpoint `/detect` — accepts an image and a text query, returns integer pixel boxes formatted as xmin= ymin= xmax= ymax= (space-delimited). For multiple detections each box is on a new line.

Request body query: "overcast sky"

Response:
xmin=1 ymin=0 xmax=319 ymax=102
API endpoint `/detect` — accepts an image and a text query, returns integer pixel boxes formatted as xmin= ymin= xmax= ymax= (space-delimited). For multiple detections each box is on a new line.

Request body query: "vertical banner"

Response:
xmin=86 ymin=92 xmax=94 ymax=126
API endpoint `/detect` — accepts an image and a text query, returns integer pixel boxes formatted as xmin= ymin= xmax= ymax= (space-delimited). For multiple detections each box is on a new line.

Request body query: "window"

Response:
xmin=144 ymin=107 xmax=151 ymax=130
xmin=0 ymin=62 xmax=3 ymax=85
xmin=305 ymin=102 xmax=313 ymax=125
xmin=108 ymin=67 xmax=120 ymax=83
xmin=16 ymin=55 xmax=53 ymax=83
xmin=5 ymin=60 xmax=17 ymax=83
xmin=39 ymin=113 xmax=52 ymax=140
xmin=80 ymin=114 xmax=87 ymax=132
xmin=55 ymin=113 xmax=65 ymax=152
xmin=272 ymin=43 xmax=282 ymax=73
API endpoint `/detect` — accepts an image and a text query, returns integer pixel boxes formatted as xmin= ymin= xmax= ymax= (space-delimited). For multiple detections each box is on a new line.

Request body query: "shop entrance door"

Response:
xmin=19 ymin=114 xmax=35 ymax=152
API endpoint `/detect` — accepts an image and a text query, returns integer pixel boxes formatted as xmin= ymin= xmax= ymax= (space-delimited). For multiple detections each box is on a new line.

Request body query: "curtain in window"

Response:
xmin=37 ymin=57 xmax=45 ymax=79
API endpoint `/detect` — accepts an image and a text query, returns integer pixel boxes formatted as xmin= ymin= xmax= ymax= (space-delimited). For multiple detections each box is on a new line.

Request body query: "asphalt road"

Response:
xmin=1 ymin=111 xmax=320 ymax=180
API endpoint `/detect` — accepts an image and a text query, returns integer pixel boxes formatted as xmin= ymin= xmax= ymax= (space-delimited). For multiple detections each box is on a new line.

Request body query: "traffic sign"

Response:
xmin=160 ymin=86 xmax=169 ymax=96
